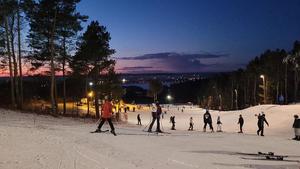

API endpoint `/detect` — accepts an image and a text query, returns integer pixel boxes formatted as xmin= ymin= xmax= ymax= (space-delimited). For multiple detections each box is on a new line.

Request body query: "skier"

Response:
xmin=188 ymin=117 xmax=194 ymax=131
xmin=95 ymin=96 xmax=116 ymax=136
xmin=292 ymin=115 xmax=300 ymax=140
xmin=238 ymin=114 xmax=244 ymax=133
xmin=148 ymin=102 xmax=162 ymax=133
xmin=256 ymin=113 xmax=269 ymax=136
xmin=216 ymin=116 xmax=222 ymax=132
xmin=203 ymin=110 xmax=214 ymax=132
xmin=171 ymin=116 xmax=176 ymax=130
xmin=137 ymin=114 xmax=142 ymax=125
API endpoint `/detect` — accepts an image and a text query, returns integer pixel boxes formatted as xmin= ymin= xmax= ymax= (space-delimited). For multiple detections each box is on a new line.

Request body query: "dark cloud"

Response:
xmin=117 ymin=66 xmax=153 ymax=71
xmin=116 ymin=52 xmax=238 ymax=73
xmin=116 ymin=66 xmax=165 ymax=74
xmin=119 ymin=52 xmax=228 ymax=60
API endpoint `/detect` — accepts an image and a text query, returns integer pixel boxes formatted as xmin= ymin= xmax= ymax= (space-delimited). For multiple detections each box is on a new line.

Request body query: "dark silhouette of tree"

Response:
xmin=24 ymin=0 xmax=85 ymax=114
xmin=71 ymin=21 xmax=115 ymax=118
xmin=148 ymin=79 xmax=163 ymax=102
xmin=0 ymin=0 xmax=18 ymax=108
xmin=290 ymin=41 xmax=300 ymax=102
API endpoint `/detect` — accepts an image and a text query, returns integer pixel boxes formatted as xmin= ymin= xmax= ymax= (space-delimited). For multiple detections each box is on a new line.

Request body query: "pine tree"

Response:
xmin=24 ymin=0 xmax=85 ymax=114
xmin=0 ymin=0 xmax=17 ymax=107
xmin=71 ymin=21 xmax=115 ymax=118
xmin=56 ymin=0 xmax=87 ymax=115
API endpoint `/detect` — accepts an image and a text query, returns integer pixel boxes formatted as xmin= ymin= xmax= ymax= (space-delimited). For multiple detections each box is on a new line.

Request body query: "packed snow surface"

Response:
xmin=0 ymin=104 xmax=300 ymax=169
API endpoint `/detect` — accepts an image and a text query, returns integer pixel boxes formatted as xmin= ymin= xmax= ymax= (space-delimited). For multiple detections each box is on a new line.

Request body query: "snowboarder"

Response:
xmin=238 ymin=114 xmax=244 ymax=133
xmin=256 ymin=113 xmax=269 ymax=136
xmin=203 ymin=110 xmax=214 ymax=132
xmin=95 ymin=96 xmax=116 ymax=136
xmin=188 ymin=117 xmax=194 ymax=131
xmin=292 ymin=115 xmax=300 ymax=140
xmin=216 ymin=116 xmax=222 ymax=132
xmin=148 ymin=102 xmax=162 ymax=133
xmin=137 ymin=114 xmax=142 ymax=125
xmin=171 ymin=116 xmax=176 ymax=130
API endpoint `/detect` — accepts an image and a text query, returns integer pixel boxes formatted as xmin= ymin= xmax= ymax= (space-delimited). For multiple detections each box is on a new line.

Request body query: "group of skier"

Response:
xmin=92 ymin=98 xmax=300 ymax=140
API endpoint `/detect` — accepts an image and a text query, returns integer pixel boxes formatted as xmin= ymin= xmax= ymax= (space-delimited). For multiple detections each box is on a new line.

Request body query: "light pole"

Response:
xmin=87 ymin=91 xmax=93 ymax=115
xmin=218 ymin=94 xmax=222 ymax=111
xmin=260 ymin=75 xmax=266 ymax=104
xmin=234 ymin=89 xmax=238 ymax=110
xmin=87 ymin=82 xmax=94 ymax=115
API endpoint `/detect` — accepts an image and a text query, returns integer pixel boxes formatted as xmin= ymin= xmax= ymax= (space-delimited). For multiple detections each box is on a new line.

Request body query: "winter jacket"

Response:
xmin=101 ymin=101 xmax=113 ymax=118
xmin=203 ymin=112 xmax=212 ymax=123
xmin=217 ymin=116 xmax=222 ymax=124
xmin=152 ymin=105 xmax=162 ymax=118
xmin=293 ymin=119 xmax=300 ymax=128
xmin=257 ymin=115 xmax=269 ymax=127
xmin=238 ymin=117 xmax=244 ymax=125
xmin=157 ymin=105 xmax=162 ymax=116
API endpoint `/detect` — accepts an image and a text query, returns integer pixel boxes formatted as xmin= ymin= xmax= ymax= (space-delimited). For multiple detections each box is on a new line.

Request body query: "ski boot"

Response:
xmin=111 ymin=130 xmax=117 ymax=136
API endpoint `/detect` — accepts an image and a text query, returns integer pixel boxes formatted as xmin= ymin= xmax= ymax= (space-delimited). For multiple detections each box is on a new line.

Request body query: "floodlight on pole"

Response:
xmin=89 ymin=82 xmax=93 ymax=86
xmin=234 ymin=89 xmax=238 ymax=110
xmin=260 ymin=74 xmax=266 ymax=104
xmin=260 ymin=75 xmax=264 ymax=79
xmin=167 ymin=95 xmax=172 ymax=100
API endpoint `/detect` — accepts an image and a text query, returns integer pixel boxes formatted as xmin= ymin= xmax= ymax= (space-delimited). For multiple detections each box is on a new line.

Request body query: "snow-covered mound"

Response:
xmin=127 ymin=104 xmax=300 ymax=137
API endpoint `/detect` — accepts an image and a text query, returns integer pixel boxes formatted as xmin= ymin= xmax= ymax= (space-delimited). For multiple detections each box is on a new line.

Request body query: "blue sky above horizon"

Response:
xmin=77 ymin=0 xmax=300 ymax=73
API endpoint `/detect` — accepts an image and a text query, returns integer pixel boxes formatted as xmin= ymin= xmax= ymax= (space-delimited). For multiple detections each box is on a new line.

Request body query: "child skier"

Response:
xmin=203 ymin=110 xmax=214 ymax=132
xmin=188 ymin=117 xmax=194 ymax=131
xmin=216 ymin=116 xmax=222 ymax=132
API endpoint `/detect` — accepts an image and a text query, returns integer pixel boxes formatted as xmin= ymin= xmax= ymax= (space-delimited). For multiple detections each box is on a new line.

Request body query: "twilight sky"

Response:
xmin=77 ymin=0 xmax=300 ymax=73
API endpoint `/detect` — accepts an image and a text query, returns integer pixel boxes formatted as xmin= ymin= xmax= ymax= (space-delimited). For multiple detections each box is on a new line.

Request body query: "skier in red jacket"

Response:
xmin=95 ymin=96 xmax=116 ymax=136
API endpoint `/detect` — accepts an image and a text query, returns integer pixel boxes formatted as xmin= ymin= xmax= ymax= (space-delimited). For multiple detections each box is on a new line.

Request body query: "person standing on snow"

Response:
xmin=256 ymin=113 xmax=269 ymax=136
xmin=148 ymin=102 xmax=162 ymax=133
xmin=203 ymin=110 xmax=214 ymax=132
xmin=95 ymin=96 xmax=116 ymax=136
xmin=171 ymin=116 xmax=176 ymax=130
xmin=137 ymin=114 xmax=142 ymax=125
xmin=292 ymin=115 xmax=300 ymax=140
xmin=188 ymin=117 xmax=194 ymax=131
xmin=216 ymin=115 xmax=222 ymax=132
xmin=238 ymin=114 xmax=244 ymax=133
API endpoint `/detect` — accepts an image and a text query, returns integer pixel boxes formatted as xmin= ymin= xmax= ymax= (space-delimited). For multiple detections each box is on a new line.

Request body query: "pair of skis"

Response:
xmin=240 ymin=152 xmax=300 ymax=162
xmin=90 ymin=130 xmax=117 ymax=136
xmin=90 ymin=129 xmax=171 ymax=136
